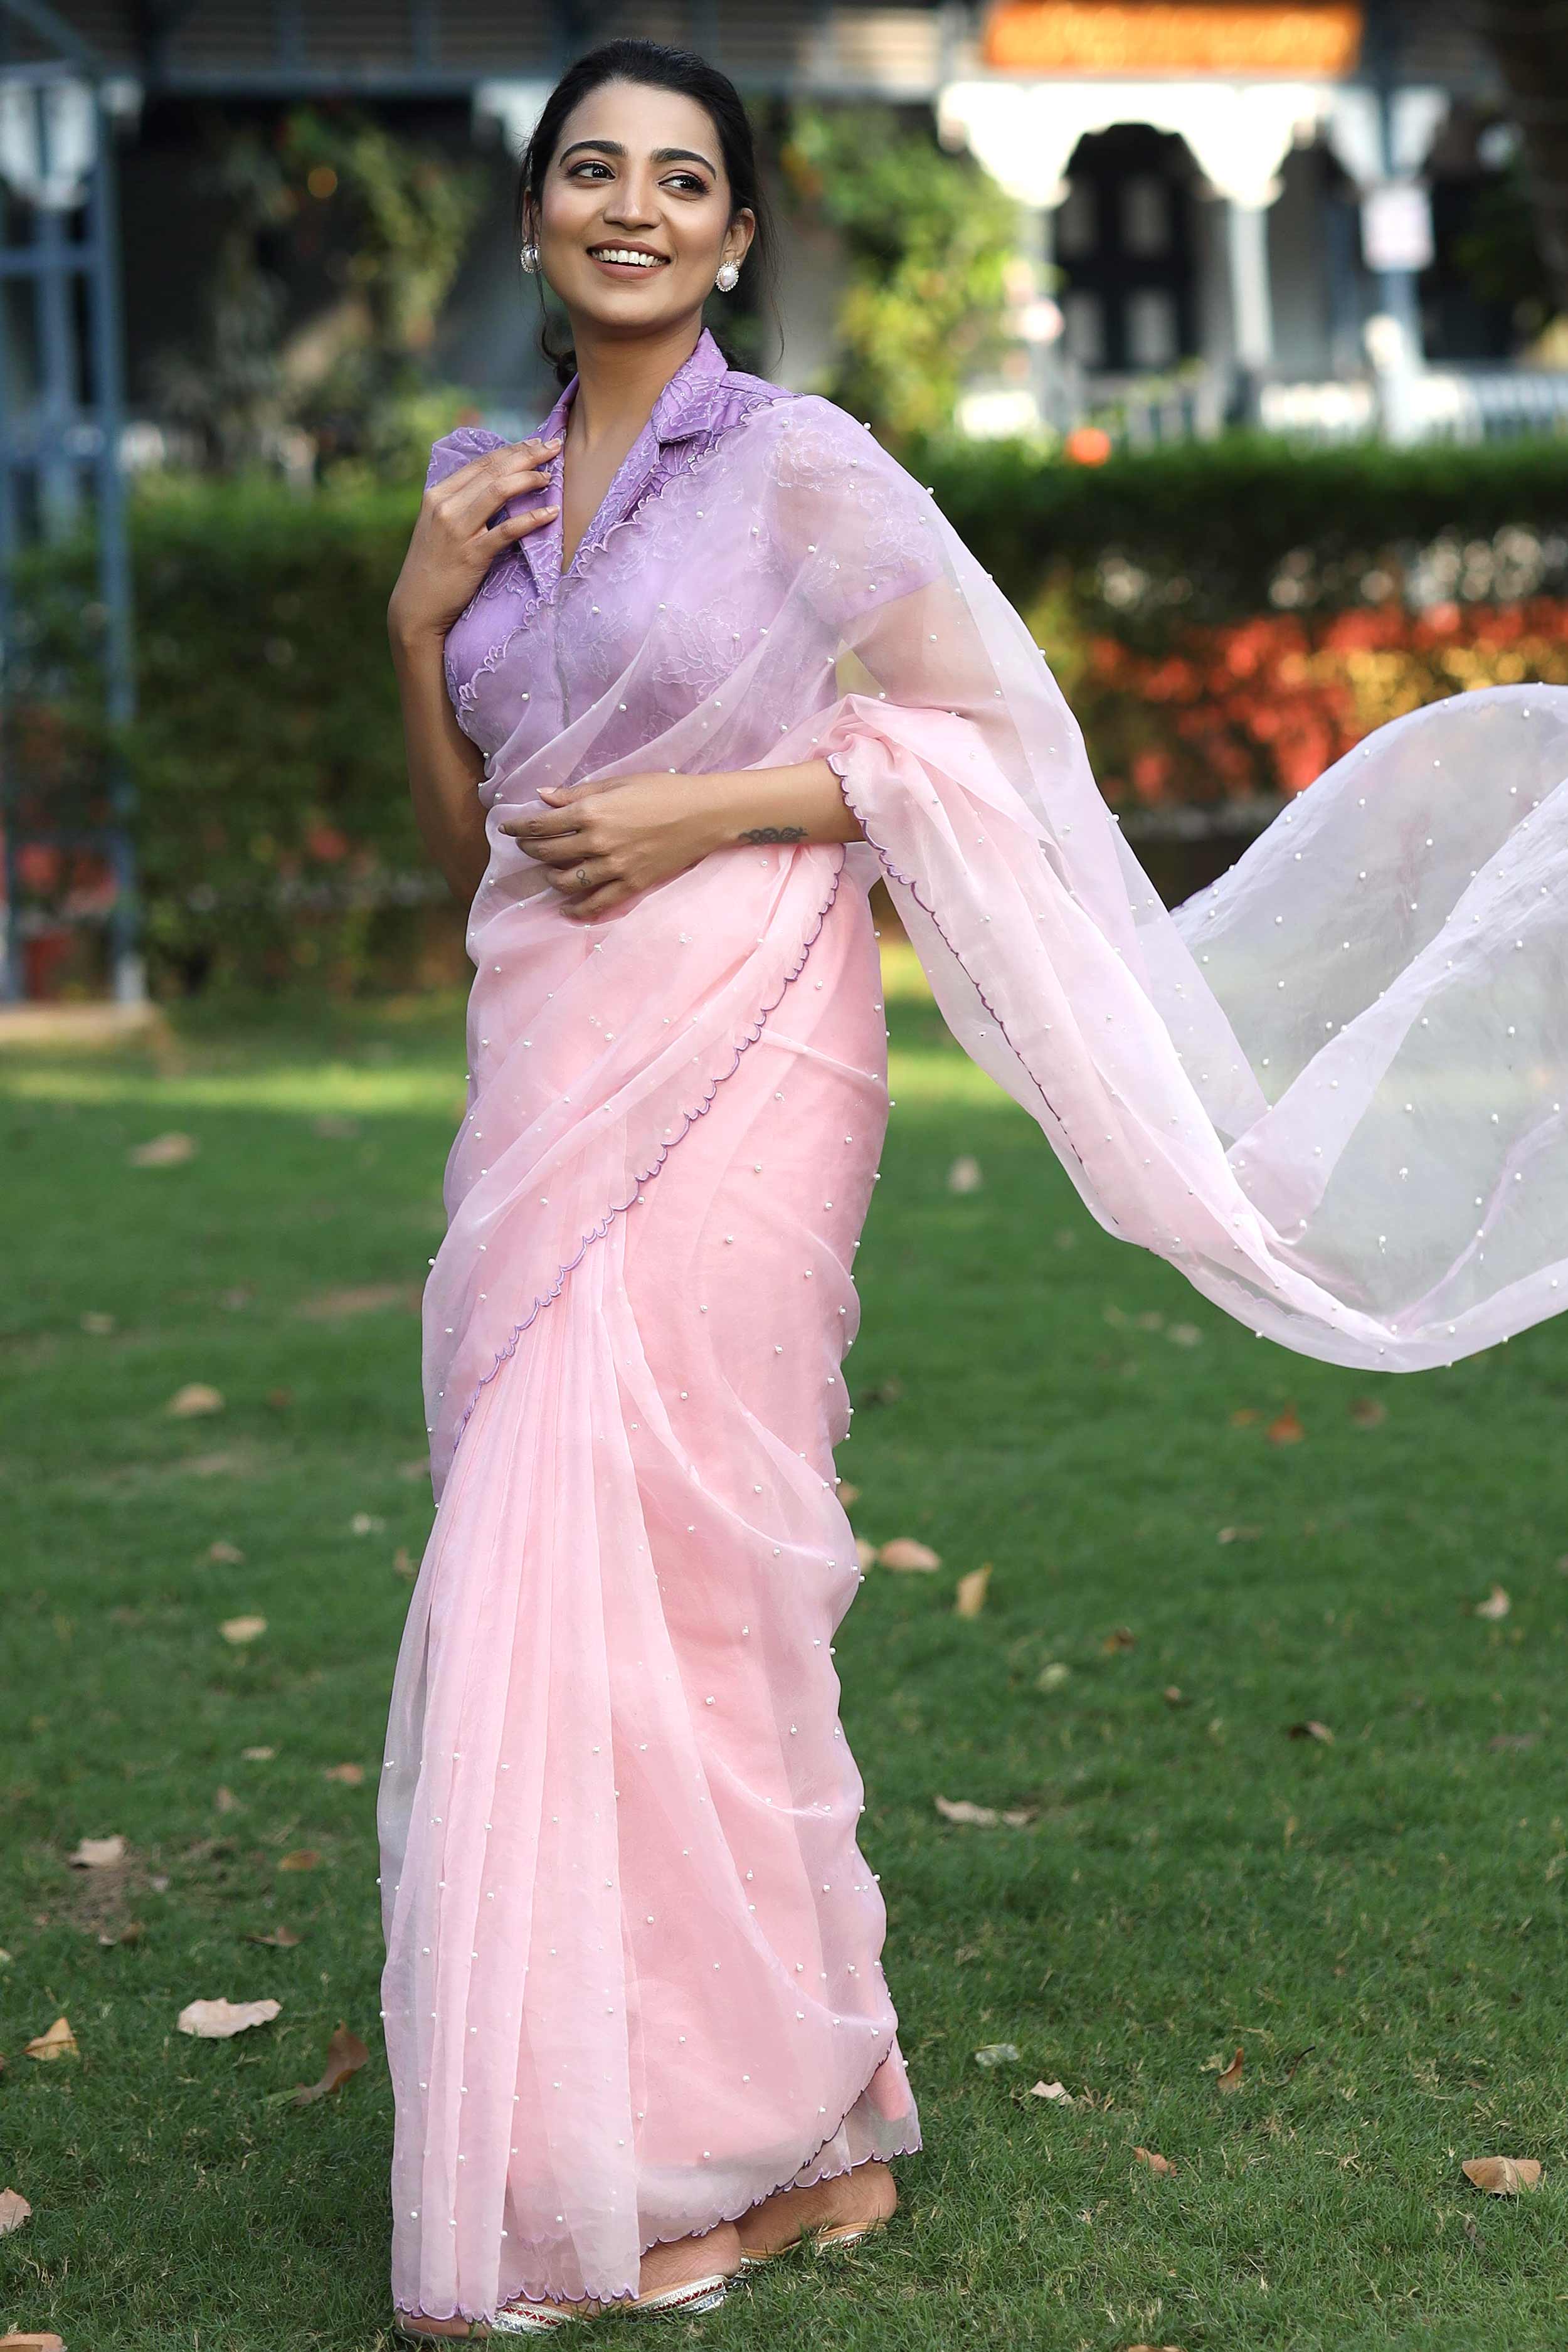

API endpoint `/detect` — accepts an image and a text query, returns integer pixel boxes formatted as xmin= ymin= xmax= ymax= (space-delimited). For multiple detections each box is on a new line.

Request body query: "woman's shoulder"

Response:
xmin=424 ymin=422 xmax=511 ymax=492
xmin=738 ymin=387 xmax=913 ymax=491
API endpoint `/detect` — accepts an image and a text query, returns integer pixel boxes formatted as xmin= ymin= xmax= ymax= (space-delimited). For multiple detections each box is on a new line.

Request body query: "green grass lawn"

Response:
xmin=4 ymin=958 xmax=1567 ymax=2352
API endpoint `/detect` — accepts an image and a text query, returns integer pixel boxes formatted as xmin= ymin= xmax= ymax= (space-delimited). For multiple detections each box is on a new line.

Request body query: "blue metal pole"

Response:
xmin=85 ymin=85 xmax=141 ymax=1003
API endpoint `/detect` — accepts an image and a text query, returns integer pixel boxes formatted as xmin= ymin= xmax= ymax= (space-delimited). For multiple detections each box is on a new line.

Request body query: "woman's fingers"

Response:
xmin=502 ymin=809 xmax=583 ymax=849
xmin=564 ymin=879 xmax=626 ymax=919
xmin=524 ymin=835 xmax=592 ymax=869
xmin=435 ymin=442 xmax=561 ymax=530
xmin=544 ymin=854 xmax=611 ymax=896
xmin=490 ymin=504 xmax=558 ymax=543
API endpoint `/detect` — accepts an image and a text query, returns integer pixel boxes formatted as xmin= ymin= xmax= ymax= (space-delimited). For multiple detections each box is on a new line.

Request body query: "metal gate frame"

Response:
xmin=0 ymin=0 xmax=138 ymax=1003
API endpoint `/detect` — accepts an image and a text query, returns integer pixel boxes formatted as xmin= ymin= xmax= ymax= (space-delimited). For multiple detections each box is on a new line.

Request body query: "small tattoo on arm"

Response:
xmin=736 ymin=824 xmax=807 ymax=845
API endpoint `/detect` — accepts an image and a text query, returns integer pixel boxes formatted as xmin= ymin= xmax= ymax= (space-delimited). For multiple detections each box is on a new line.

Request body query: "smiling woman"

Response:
xmin=379 ymin=41 xmax=901 ymax=2345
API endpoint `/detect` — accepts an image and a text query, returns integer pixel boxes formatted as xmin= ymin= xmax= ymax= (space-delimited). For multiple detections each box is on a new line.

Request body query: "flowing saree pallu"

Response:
xmin=379 ymin=363 xmax=1568 ymax=2321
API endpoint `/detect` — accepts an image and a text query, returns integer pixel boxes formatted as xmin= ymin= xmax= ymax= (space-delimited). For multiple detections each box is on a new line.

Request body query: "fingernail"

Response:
xmin=540 ymin=503 xmax=559 ymax=517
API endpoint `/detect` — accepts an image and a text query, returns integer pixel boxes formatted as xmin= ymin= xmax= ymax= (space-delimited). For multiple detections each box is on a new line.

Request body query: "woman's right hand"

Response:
xmin=387 ymin=435 xmax=563 ymax=648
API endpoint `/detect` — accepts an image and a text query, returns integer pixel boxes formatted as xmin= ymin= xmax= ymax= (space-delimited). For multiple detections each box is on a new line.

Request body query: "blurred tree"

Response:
xmin=146 ymin=123 xmax=294 ymax=470
xmin=278 ymin=109 xmax=484 ymax=475
xmin=780 ymin=106 xmax=1017 ymax=445
xmin=147 ymin=109 xmax=484 ymax=478
xmin=1470 ymin=0 xmax=1568 ymax=310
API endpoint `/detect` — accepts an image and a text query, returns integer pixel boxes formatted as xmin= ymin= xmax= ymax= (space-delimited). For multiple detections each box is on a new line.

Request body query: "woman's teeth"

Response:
xmin=591 ymin=248 xmax=664 ymax=267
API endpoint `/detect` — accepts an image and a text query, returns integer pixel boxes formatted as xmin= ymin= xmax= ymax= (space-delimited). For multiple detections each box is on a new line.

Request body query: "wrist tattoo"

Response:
xmin=736 ymin=824 xmax=807 ymax=845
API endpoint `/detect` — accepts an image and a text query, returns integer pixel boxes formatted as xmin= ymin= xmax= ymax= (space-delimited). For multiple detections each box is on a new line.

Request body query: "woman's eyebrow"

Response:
xmin=558 ymin=137 xmax=717 ymax=173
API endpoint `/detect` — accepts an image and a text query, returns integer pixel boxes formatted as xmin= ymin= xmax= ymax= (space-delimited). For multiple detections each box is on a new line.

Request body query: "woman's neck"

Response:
xmin=564 ymin=315 xmax=705 ymax=455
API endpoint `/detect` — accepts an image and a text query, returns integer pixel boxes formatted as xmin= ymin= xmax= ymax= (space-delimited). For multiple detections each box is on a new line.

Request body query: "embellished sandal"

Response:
xmin=394 ymin=2301 xmax=577 ymax=2340
xmin=618 ymin=2272 xmax=731 ymax=2319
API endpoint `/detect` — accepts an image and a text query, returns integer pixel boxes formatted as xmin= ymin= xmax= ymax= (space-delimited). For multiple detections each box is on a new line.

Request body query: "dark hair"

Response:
xmin=515 ymin=38 xmax=780 ymax=387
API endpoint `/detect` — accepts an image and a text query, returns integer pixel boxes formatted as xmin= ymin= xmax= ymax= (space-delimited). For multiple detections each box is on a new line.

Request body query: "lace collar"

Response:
xmin=518 ymin=327 xmax=734 ymax=599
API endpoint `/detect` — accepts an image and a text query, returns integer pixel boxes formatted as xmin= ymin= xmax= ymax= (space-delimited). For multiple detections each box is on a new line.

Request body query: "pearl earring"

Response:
xmin=714 ymin=259 xmax=739 ymax=293
xmin=520 ymin=242 xmax=539 ymax=275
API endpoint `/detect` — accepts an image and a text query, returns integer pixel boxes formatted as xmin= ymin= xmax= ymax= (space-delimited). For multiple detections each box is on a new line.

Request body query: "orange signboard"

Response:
xmin=983 ymin=2 xmax=1364 ymax=76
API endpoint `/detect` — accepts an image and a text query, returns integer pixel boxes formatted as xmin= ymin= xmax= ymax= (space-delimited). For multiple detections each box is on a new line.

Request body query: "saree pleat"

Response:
xmin=379 ymin=875 xmax=918 ymax=2319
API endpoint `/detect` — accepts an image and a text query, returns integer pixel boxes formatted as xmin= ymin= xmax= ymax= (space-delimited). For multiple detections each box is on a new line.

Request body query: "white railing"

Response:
xmin=1260 ymin=369 xmax=1568 ymax=446
xmin=960 ymin=364 xmax=1568 ymax=449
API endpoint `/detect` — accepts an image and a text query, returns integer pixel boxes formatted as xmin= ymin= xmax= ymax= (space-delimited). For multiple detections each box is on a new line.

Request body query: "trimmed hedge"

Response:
xmin=10 ymin=435 xmax=1568 ymax=994
xmin=913 ymin=432 xmax=1568 ymax=629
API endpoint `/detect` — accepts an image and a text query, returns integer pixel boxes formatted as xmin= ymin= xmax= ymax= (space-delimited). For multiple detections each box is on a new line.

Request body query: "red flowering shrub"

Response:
xmin=1047 ymin=595 xmax=1568 ymax=808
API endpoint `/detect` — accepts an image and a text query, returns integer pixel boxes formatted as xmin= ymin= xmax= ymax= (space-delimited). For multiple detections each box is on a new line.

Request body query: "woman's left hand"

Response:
xmin=499 ymin=771 xmax=719 ymax=919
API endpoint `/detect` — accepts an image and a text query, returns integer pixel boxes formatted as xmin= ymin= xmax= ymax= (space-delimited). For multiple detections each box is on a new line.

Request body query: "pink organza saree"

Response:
xmin=379 ymin=341 xmax=1568 ymax=2322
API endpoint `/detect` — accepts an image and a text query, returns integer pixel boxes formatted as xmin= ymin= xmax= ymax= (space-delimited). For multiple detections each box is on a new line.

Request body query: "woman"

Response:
xmin=379 ymin=34 xmax=1568 ymax=2341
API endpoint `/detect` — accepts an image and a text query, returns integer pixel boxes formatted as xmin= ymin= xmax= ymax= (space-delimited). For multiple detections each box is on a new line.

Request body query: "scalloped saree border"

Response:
xmin=437 ymin=849 xmax=849 ymax=1478
xmin=824 ymin=747 xmax=1105 ymax=1214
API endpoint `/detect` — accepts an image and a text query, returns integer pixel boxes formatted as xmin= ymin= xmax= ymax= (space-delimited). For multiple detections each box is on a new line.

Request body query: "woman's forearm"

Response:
xmin=389 ymin=622 xmax=490 ymax=906
xmin=699 ymin=758 xmax=864 ymax=852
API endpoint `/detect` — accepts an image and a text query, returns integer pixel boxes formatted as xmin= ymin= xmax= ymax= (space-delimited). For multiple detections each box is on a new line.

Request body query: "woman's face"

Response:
xmin=530 ymin=80 xmax=753 ymax=341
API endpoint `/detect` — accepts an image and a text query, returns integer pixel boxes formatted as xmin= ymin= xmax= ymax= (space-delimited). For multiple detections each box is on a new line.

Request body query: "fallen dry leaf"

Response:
xmin=1167 ymin=1322 xmax=1202 ymax=1347
xmin=24 ymin=2018 xmax=77 ymax=2063
xmin=324 ymin=1763 xmax=364 ymax=1786
xmin=854 ymin=1537 xmax=878 ymax=1573
xmin=1102 ymin=1626 xmax=1137 ymax=1653
xmin=1030 ymin=2079 xmax=1074 ymax=2104
xmin=1462 ymin=2156 xmax=1542 ymax=2195
xmin=837 ymin=1481 xmax=860 ymax=1507
xmin=129 ymin=1130 xmax=196 ymax=1167
xmin=935 ymin=1796 xmax=999 ymax=1826
xmin=972 ymin=2043 xmax=1020 ymax=2069
xmin=1133 ymin=2146 xmax=1177 ymax=2175
xmin=278 ymin=1849 xmax=322 ymax=1873
xmin=878 ymin=1537 xmax=941 ymax=1572
xmin=393 ymin=1546 xmax=416 ymax=1579
xmin=1473 ymin=1584 xmax=1511 ymax=1621
xmin=1490 ymin=1732 xmax=1537 ymax=1751
xmin=177 ymin=1996 xmax=280 ymax=2039
xmin=1163 ymin=1685 xmax=1186 ymax=1707
xmin=167 ymin=1382 xmax=224 ymax=1418
xmin=1216 ymin=2046 xmax=1246 ymax=2093
xmin=351 ymin=1512 xmax=386 ymax=1536
xmin=0 ymin=2189 xmax=31 ymax=2235
xmin=265 ymin=1388 xmax=294 ymax=1411
xmin=1267 ymin=1406 xmax=1305 ymax=1445
xmin=1037 ymin=1661 xmax=1071 ymax=1691
xmin=947 ymin=1154 xmax=983 ymax=1194
xmin=955 ymin=1563 xmax=992 ymax=1618
xmin=220 ymin=1615 xmax=267 ymax=1645
xmin=241 ymin=1745 xmax=275 ymax=1761
xmin=1287 ymin=1720 xmax=1335 ymax=1744
xmin=1217 ymin=1524 xmax=1261 ymax=1544
xmin=68 ymin=1835 xmax=125 ymax=1869
xmin=311 ymin=1113 xmax=361 ymax=1140
xmin=1349 ymin=1396 xmax=1387 ymax=1428
xmin=80 ymin=1310 xmax=116 ymax=1335
xmin=214 ymin=1786 xmax=240 ymax=1813
xmin=96 ymin=1920 xmax=144 ymax=1948
xmin=0 ymin=2333 xmax=67 ymax=2349
xmin=1229 ymin=1407 xmax=1259 ymax=1427
xmin=288 ymin=2020 xmax=369 ymax=2107
xmin=246 ymin=1926 xmax=302 ymax=1949
xmin=205 ymin=1539 xmax=245 ymax=1565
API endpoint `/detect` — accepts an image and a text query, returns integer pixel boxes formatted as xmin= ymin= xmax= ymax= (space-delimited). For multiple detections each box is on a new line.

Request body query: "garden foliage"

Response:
xmin=11 ymin=437 xmax=1568 ymax=994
